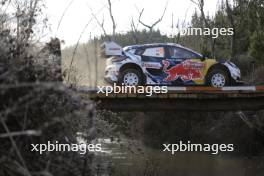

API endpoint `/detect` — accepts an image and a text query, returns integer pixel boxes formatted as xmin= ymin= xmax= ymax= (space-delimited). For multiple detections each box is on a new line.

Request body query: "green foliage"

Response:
xmin=249 ymin=29 xmax=264 ymax=63
xmin=187 ymin=0 xmax=264 ymax=62
xmin=253 ymin=65 xmax=264 ymax=85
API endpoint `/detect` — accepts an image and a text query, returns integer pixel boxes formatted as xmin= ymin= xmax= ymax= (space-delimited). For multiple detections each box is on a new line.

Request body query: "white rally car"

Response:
xmin=102 ymin=42 xmax=242 ymax=87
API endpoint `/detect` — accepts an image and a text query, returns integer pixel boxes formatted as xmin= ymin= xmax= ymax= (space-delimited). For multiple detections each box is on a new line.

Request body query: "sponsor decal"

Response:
xmin=162 ymin=60 xmax=205 ymax=81
xmin=157 ymin=47 xmax=164 ymax=56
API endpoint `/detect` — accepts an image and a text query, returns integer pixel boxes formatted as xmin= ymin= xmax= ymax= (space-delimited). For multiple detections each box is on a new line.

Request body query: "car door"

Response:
xmin=163 ymin=46 xmax=206 ymax=85
xmin=141 ymin=46 xmax=166 ymax=84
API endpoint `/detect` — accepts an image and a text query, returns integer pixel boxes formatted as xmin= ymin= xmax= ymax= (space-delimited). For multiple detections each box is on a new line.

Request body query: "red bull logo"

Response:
xmin=162 ymin=60 xmax=205 ymax=81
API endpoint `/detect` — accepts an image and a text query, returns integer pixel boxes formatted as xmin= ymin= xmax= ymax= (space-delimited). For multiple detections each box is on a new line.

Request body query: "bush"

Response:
xmin=0 ymin=32 xmax=96 ymax=176
xmin=250 ymin=30 xmax=264 ymax=63
xmin=253 ymin=66 xmax=264 ymax=85
xmin=231 ymin=54 xmax=255 ymax=78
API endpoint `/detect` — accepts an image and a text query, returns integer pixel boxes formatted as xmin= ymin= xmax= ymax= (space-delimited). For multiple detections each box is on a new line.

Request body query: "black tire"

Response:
xmin=118 ymin=68 xmax=144 ymax=86
xmin=206 ymin=69 xmax=230 ymax=87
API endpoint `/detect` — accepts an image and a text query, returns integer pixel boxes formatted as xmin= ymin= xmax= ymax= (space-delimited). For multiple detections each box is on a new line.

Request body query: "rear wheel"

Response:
xmin=118 ymin=68 xmax=143 ymax=86
xmin=207 ymin=69 xmax=230 ymax=87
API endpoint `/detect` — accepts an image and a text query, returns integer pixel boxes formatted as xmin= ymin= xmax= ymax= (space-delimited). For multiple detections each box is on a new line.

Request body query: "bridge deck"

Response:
xmin=79 ymin=86 xmax=264 ymax=111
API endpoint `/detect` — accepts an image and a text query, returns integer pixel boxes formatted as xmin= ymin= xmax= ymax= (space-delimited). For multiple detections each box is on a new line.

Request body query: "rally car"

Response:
xmin=104 ymin=43 xmax=241 ymax=87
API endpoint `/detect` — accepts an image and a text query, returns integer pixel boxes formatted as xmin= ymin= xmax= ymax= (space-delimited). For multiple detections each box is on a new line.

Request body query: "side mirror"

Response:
xmin=200 ymin=55 xmax=207 ymax=61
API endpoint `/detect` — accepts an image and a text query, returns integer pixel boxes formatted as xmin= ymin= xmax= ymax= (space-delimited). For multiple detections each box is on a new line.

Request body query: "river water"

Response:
xmin=90 ymin=138 xmax=264 ymax=176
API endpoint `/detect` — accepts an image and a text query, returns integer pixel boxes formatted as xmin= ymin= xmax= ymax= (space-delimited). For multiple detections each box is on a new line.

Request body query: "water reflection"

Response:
xmin=91 ymin=138 xmax=264 ymax=176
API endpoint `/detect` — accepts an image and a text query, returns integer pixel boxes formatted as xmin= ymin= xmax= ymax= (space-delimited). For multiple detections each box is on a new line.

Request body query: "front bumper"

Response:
xmin=104 ymin=76 xmax=115 ymax=84
xmin=223 ymin=61 xmax=242 ymax=85
xmin=104 ymin=65 xmax=119 ymax=84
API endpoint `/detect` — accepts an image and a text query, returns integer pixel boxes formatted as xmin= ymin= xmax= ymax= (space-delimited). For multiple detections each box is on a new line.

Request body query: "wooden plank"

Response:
xmin=256 ymin=86 xmax=264 ymax=91
xmin=222 ymin=86 xmax=256 ymax=91
xmin=96 ymin=97 xmax=264 ymax=111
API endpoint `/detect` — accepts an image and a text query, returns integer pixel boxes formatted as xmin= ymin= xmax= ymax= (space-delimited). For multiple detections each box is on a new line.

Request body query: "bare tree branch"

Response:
xmin=226 ymin=0 xmax=236 ymax=56
xmin=87 ymin=3 xmax=111 ymax=40
xmin=137 ymin=1 xmax=168 ymax=32
xmin=130 ymin=17 xmax=139 ymax=43
xmin=190 ymin=0 xmax=216 ymax=57
xmin=68 ymin=2 xmax=110 ymax=82
xmin=0 ymin=130 xmax=41 ymax=138
xmin=190 ymin=0 xmax=209 ymax=27
xmin=138 ymin=8 xmax=151 ymax=29
xmin=56 ymin=0 xmax=75 ymax=36
xmin=0 ymin=117 xmax=32 ymax=176
xmin=25 ymin=0 xmax=39 ymax=42
xmin=190 ymin=0 xmax=199 ymax=6
xmin=107 ymin=0 xmax=116 ymax=41
xmin=91 ymin=12 xmax=111 ymax=41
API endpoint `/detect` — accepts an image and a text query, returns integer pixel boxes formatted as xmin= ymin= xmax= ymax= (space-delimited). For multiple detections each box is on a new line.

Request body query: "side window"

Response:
xmin=169 ymin=47 xmax=198 ymax=59
xmin=135 ymin=48 xmax=145 ymax=55
xmin=127 ymin=49 xmax=136 ymax=54
xmin=142 ymin=47 xmax=165 ymax=58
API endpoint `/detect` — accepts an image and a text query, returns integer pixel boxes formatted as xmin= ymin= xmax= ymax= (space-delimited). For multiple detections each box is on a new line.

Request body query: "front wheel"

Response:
xmin=118 ymin=68 xmax=144 ymax=86
xmin=206 ymin=69 xmax=230 ymax=88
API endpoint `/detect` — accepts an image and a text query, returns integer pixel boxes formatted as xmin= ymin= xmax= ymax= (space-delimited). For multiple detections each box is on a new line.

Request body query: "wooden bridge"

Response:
xmin=79 ymin=86 xmax=264 ymax=112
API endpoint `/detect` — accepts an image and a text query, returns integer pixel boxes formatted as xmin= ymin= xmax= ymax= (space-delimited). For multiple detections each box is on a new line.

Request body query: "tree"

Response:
xmin=248 ymin=0 xmax=264 ymax=63
xmin=107 ymin=0 xmax=116 ymax=41
xmin=250 ymin=30 xmax=264 ymax=63
xmin=190 ymin=0 xmax=216 ymax=57
xmin=136 ymin=1 xmax=168 ymax=41
xmin=226 ymin=0 xmax=236 ymax=56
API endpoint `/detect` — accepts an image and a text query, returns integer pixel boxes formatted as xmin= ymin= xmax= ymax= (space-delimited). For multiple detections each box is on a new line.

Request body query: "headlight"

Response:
xmin=228 ymin=61 xmax=238 ymax=69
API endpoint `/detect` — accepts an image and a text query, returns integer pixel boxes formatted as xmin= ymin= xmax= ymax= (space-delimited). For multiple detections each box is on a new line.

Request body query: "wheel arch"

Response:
xmin=206 ymin=63 xmax=231 ymax=83
xmin=120 ymin=63 xmax=143 ymax=73
xmin=119 ymin=63 xmax=146 ymax=84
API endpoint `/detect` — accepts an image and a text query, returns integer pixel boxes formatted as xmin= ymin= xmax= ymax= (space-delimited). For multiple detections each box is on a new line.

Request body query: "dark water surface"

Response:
xmin=91 ymin=138 xmax=264 ymax=176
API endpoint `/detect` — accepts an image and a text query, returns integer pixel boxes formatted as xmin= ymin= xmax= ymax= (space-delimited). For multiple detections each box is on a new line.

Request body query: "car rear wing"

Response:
xmin=100 ymin=41 xmax=123 ymax=58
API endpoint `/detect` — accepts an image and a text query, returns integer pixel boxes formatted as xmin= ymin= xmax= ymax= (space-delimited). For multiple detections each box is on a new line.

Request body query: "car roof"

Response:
xmin=123 ymin=43 xmax=203 ymax=57
xmin=124 ymin=43 xmax=181 ymax=49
